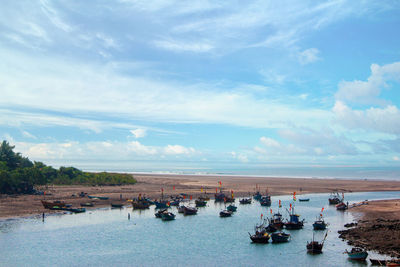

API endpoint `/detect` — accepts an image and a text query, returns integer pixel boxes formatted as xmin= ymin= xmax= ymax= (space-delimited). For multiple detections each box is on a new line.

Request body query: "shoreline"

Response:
xmin=2 ymin=174 xmax=400 ymax=220
xmin=339 ymin=199 xmax=400 ymax=258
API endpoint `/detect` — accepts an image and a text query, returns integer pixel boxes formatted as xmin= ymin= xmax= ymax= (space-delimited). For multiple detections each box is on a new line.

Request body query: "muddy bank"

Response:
xmin=338 ymin=199 xmax=400 ymax=257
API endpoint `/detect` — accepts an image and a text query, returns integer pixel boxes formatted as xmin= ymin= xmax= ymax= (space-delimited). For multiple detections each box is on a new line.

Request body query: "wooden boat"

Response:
xmin=328 ymin=192 xmax=342 ymax=205
xmin=161 ymin=212 xmax=176 ymax=221
xmin=336 ymin=202 xmax=348 ymax=211
xmin=307 ymin=232 xmax=327 ymax=254
xmin=111 ymin=203 xmax=124 ymax=208
xmin=219 ymin=210 xmax=233 ymax=217
xmin=270 ymin=213 xmax=284 ymax=229
xmin=227 ymin=204 xmax=237 ymax=212
xmin=169 ymin=200 xmax=180 ymax=206
xmin=271 ymin=232 xmax=290 ymax=243
xmin=239 ymin=198 xmax=252 ymax=204
xmin=80 ymin=202 xmax=94 ymax=207
xmin=224 ymin=197 xmax=234 ymax=203
xmin=41 ymin=200 xmax=66 ymax=209
xmin=313 ymin=215 xmax=328 ymax=230
xmin=284 ymin=208 xmax=304 ymax=230
xmin=154 ymin=200 xmax=169 ymax=209
xmin=260 ymin=196 xmax=271 ymax=206
xmin=88 ymin=195 xmax=109 ymax=200
xmin=177 ymin=205 xmax=185 ymax=213
xmin=249 ymin=232 xmax=270 ymax=243
xmin=183 ymin=206 xmax=198 ymax=215
xmin=299 ymin=198 xmax=310 ymax=202
xmin=215 ymin=192 xmax=226 ymax=202
xmin=62 ymin=207 xmax=86 ymax=213
xmin=253 ymin=191 xmax=262 ymax=201
xmin=345 ymin=248 xmax=368 ymax=261
xmin=132 ymin=200 xmax=150 ymax=209
xmin=155 ymin=209 xmax=168 ymax=218
xmin=195 ymin=199 xmax=207 ymax=207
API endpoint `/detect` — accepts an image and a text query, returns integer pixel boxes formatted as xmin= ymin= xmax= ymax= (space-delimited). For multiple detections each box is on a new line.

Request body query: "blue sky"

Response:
xmin=1 ymin=0 xmax=400 ymax=173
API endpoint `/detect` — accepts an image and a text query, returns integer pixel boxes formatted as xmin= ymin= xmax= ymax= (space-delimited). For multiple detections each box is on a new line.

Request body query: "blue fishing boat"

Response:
xmin=195 ymin=199 xmax=207 ymax=207
xmin=239 ymin=198 xmax=252 ymax=204
xmin=345 ymin=248 xmax=368 ymax=261
xmin=154 ymin=200 xmax=169 ymax=209
xmin=284 ymin=207 xmax=304 ymax=230
xmin=253 ymin=191 xmax=262 ymax=201
xmin=219 ymin=210 xmax=233 ymax=217
xmin=260 ymin=196 xmax=271 ymax=206
xmin=299 ymin=198 xmax=310 ymax=202
xmin=161 ymin=212 xmax=176 ymax=221
xmin=227 ymin=204 xmax=237 ymax=212
xmin=271 ymin=232 xmax=290 ymax=243
xmin=183 ymin=206 xmax=198 ymax=215
xmin=215 ymin=192 xmax=226 ymax=202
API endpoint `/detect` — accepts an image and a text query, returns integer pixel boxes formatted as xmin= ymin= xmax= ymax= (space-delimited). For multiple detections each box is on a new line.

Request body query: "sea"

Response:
xmin=1 ymin=191 xmax=399 ymax=267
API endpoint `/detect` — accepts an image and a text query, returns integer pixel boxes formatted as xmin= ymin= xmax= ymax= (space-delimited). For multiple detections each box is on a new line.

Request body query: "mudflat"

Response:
xmin=1 ymin=173 xmax=400 ymax=219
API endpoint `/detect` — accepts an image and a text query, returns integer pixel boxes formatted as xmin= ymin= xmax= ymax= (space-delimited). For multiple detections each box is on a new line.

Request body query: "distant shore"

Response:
xmin=1 ymin=173 xmax=400 ymax=219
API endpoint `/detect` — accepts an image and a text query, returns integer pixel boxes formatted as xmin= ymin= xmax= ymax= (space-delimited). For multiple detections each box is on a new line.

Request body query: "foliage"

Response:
xmin=0 ymin=140 xmax=136 ymax=194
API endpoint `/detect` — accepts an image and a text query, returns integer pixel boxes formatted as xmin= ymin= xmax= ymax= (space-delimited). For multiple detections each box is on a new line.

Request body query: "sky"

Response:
xmin=1 ymin=0 xmax=400 ymax=174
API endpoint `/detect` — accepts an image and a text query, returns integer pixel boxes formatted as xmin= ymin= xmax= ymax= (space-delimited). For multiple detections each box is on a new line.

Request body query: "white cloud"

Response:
xmin=335 ymin=62 xmax=400 ymax=105
xmin=164 ymin=145 xmax=195 ymax=155
xmin=22 ymin=131 xmax=37 ymax=139
xmin=260 ymin=137 xmax=280 ymax=148
xmin=393 ymin=156 xmax=400 ymax=161
xmin=130 ymin=128 xmax=147 ymax=138
xmin=333 ymin=101 xmax=400 ymax=135
xmin=298 ymin=48 xmax=320 ymax=65
xmin=153 ymin=39 xmax=213 ymax=53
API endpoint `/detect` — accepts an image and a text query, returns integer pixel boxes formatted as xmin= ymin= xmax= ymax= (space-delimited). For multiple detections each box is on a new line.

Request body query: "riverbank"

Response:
xmin=2 ymin=173 xmax=400 ymax=219
xmin=339 ymin=199 xmax=400 ymax=257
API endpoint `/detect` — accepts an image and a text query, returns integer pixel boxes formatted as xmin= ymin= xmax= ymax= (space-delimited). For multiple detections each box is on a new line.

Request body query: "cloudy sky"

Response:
xmin=1 ymin=0 xmax=400 ymax=173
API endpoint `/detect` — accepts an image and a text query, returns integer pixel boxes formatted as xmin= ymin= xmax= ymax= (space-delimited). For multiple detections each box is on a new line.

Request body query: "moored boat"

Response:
xmin=271 ymin=232 xmax=290 ymax=243
xmin=177 ymin=205 xmax=185 ymax=213
xmin=41 ymin=200 xmax=66 ymax=209
xmin=227 ymin=204 xmax=237 ymax=212
xmin=306 ymin=232 xmax=328 ymax=254
xmin=239 ymin=198 xmax=252 ymax=204
xmin=345 ymin=248 xmax=368 ymax=261
xmin=154 ymin=200 xmax=169 ymax=209
xmin=284 ymin=207 xmax=304 ymax=230
xmin=195 ymin=199 xmax=207 ymax=207
xmin=260 ymin=196 xmax=271 ymax=206
xmin=270 ymin=212 xmax=284 ymax=229
xmin=299 ymin=198 xmax=310 ymax=202
xmin=328 ymin=192 xmax=342 ymax=205
xmin=80 ymin=202 xmax=94 ymax=207
xmin=183 ymin=206 xmax=198 ymax=215
xmin=219 ymin=210 xmax=233 ymax=217
xmin=111 ymin=203 xmax=124 ymax=208
xmin=132 ymin=200 xmax=150 ymax=209
xmin=249 ymin=232 xmax=270 ymax=243
xmin=62 ymin=207 xmax=86 ymax=213
xmin=155 ymin=209 xmax=168 ymax=218
xmin=88 ymin=195 xmax=109 ymax=200
xmin=336 ymin=202 xmax=348 ymax=211
xmin=161 ymin=212 xmax=176 ymax=221
xmin=313 ymin=215 xmax=328 ymax=230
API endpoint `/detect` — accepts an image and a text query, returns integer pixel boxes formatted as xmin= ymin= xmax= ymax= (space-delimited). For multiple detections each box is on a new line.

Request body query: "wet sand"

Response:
xmin=1 ymin=173 xmax=400 ymax=219
xmin=339 ymin=199 xmax=400 ymax=257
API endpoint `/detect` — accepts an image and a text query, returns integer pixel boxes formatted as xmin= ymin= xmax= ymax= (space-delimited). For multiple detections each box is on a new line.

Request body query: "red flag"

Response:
xmin=183 ymin=195 xmax=186 ymax=199
xmin=167 ymin=201 xmax=170 ymax=206
xmin=290 ymin=203 xmax=292 ymax=208
xmin=270 ymin=208 xmax=272 ymax=214
xmin=321 ymin=207 xmax=324 ymax=212
xmin=216 ymin=188 xmax=218 ymax=193
xmin=161 ymin=188 xmax=164 ymax=192
xmin=173 ymin=186 xmax=175 ymax=190
xmin=261 ymin=213 xmax=263 ymax=219
xmin=190 ymin=195 xmax=192 ymax=200
xmin=279 ymin=200 xmax=282 ymax=208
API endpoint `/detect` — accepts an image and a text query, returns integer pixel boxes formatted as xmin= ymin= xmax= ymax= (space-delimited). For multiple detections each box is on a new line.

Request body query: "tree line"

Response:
xmin=0 ymin=140 xmax=136 ymax=194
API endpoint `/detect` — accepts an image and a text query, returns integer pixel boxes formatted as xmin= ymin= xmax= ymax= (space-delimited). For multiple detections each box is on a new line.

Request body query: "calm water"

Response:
xmin=1 ymin=191 xmax=399 ymax=267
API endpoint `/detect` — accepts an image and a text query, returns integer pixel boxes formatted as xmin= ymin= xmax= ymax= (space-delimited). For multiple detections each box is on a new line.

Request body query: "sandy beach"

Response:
xmin=1 ymin=173 xmax=400 ymax=219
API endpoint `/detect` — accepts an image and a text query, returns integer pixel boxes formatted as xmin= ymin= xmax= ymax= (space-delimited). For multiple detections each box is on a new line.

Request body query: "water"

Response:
xmin=1 ymin=191 xmax=399 ymax=267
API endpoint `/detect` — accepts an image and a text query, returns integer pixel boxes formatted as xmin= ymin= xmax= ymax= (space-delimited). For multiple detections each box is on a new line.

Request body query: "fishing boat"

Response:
xmin=154 ymin=200 xmax=170 ymax=209
xmin=260 ymin=195 xmax=271 ymax=206
xmin=169 ymin=199 xmax=180 ymax=206
xmin=88 ymin=195 xmax=109 ymax=200
xmin=345 ymin=248 xmax=368 ymax=261
xmin=219 ymin=210 xmax=233 ymax=217
xmin=161 ymin=212 xmax=176 ymax=221
xmin=215 ymin=192 xmax=226 ymax=202
xmin=253 ymin=191 xmax=262 ymax=201
xmin=328 ymin=192 xmax=342 ymax=205
xmin=265 ymin=224 xmax=278 ymax=233
xmin=271 ymin=232 xmax=291 ymax=243
xmin=336 ymin=202 xmax=348 ymax=211
xmin=132 ymin=200 xmax=150 ymax=209
xmin=177 ymin=205 xmax=185 ymax=213
xmin=284 ymin=207 xmax=304 ymax=230
xmin=41 ymin=200 xmax=66 ymax=209
xmin=227 ymin=204 xmax=237 ymax=212
xmin=306 ymin=232 xmax=327 ymax=254
xmin=80 ymin=202 xmax=94 ymax=207
xmin=111 ymin=203 xmax=124 ymax=208
xmin=313 ymin=215 xmax=328 ymax=230
xmin=299 ymin=198 xmax=310 ymax=202
xmin=249 ymin=232 xmax=270 ymax=243
xmin=195 ymin=199 xmax=207 ymax=207
xmin=155 ymin=209 xmax=168 ymax=218
xmin=224 ymin=197 xmax=235 ymax=203
xmin=239 ymin=198 xmax=252 ymax=204
xmin=62 ymin=207 xmax=86 ymax=213
xmin=270 ymin=212 xmax=284 ymax=229
xmin=183 ymin=206 xmax=198 ymax=215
